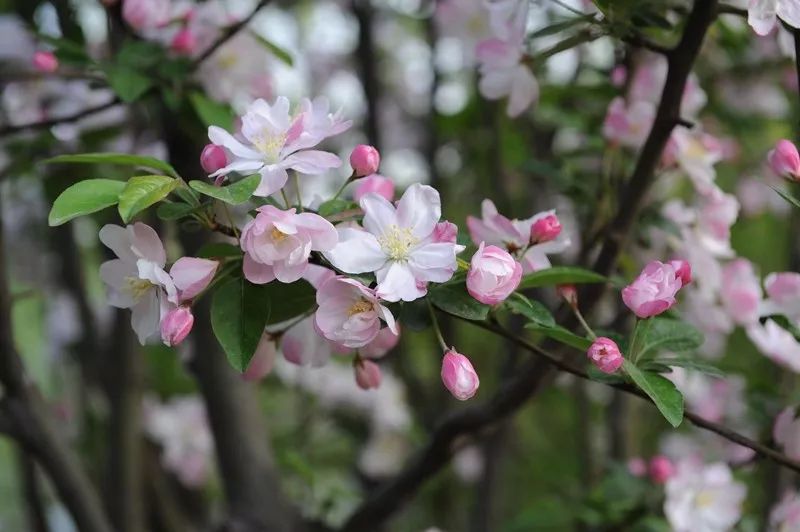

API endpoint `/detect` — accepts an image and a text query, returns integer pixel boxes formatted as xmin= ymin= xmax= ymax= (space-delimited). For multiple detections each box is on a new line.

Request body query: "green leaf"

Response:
xmin=317 ymin=199 xmax=360 ymax=218
xmin=623 ymin=360 xmax=684 ymax=427
xmin=429 ymin=283 xmax=490 ymax=321
xmin=637 ymin=318 xmax=704 ymax=359
xmin=116 ymin=40 xmax=165 ymax=69
xmin=36 ymin=34 xmax=91 ymax=66
xmin=189 ymin=174 xmax=261 ymax=205
xmin=525 ymin=324 xmax=592 ymax=351
xmin=504 ymin=293 xmax=555 ymax=327
xmin=156 ymin=202 xmax=199 ymax=220
xmin=517 ymin=266 xmax=607 ymax=290
xmin=211 ymin=278 xmax=316 ymax=371
xmin=43 ymin=153 xmax=179 ymax=178
xmin=48 ymin=179 xmax=125 ymax=226
xmin=772 ymin=186 xmax=800 ymax=209
xmin=196 ymin=243 xmax=242 ymax=259
xmin=529 ymin=16 xmax=594 ymax=39
xmin=250 ymin=32 xmax=294 ymax=66
xmin=643 ymin=357 xmax=725 ymax=378
xmin=399 ymin=299 xmax=432 ymax=331
xmin=118 ymin=176 xmax=179 ymax=223
xmin=189 ymin=91 xmax=235 ymax=130
xmin=103 ymin=65 xmax=154 ymax=103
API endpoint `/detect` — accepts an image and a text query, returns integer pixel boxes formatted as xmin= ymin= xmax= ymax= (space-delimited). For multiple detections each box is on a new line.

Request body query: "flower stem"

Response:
xmin=293 ymin=171 xmax=304 ymax=212
xmin=221 ymin=201 xmax=240 ymax=244
xmin=331 ymin=179 xmax=350 ymax=202
xmin=427 ymin=300 xmax=449 ymax=351
xmin=280 ymin=188 xmax=291 ymax=210
xmin=571 ymin=306 xmax=597 ymax=341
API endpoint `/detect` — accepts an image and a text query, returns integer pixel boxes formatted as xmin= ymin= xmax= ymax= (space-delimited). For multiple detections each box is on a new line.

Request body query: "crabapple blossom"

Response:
xmin=32 ymin=51 xmax=57 ymax=73
xmin=768 ymin=139 xmax=800 ymax=181
xmin=668 ymin=259 xmax=692 ymax=286
xmin=122 ymin=0 xmax=171 ymax=30
xmin=649 ymin=455 xmax=674 ymax=484
xmin=171 ymin=27 xmax=196 ymax=55
xmin=350 ymin=145 xmax=380 ymax=177
xmin=720 ymin=259 xmax=762 ymax=326
xmin=773 ymin=406 xmax=800 ymax=460
xmin=769 ymin=490 xmax=800 ymax=531
xmin=530 ymin=214 xmax=561 ymax=244
xmin=587 ymin=337 xmax=623 ymax=374
xmin=354 ymin=174 xmax=394 ymax=202
xmin=748 ymin=0 xmax=800 ymax=36
xmin=240 ymin=206 xmax=338 ymax=284
xmin=160 ymin=306 xmax=194 ymax=347
xmin=355 ymin=359 xmax=382 ymax=390
xmin=441 ymin=349 xmax=479 ymax=400
xmin=762 ymin=272 xmax=800 ymax=320
xmin=314 ymin=277 xmax=398 ymax=348
xmin=664 ymin=128 xmax=723 ymax=195
xmin=324 ymin=184 xmax=461 ymax=302
xmin=622 ymin=261 xmax=684 ymax=318
xmin=602 ymin=97 xmax=655 ymax=150
xmin=466 ymin=199 xmax=571 ymax=273
xmin=466 ymin=242 xmax=522 ymax=305
xmin=664 ymin=459 xmax=746 ymax=532
xmin=667 ymin=368 xmax=747 ymax=424
xmin=200 ymin=143 xmax=227 ymax=174
xmin=98 ymin=223 xmax=177 ymax=345
xmin=169 ymin=257 xmax=218 ymax=301
xmin=746 ymin=320 xmax=800 ymax=372
xmin=207 ymin=96 xmax=351 ymax=196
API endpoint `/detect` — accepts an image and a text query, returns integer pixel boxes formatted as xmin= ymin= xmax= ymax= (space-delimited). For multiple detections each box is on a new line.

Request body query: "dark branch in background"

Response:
xmin=621 ymin=33 xmax=672 ymax=56
xmin=17 ymin=447 xmax=48 ymax=532
xmin=190 ymin=0 xmax=272 ymax=72
xmin=715 ymin=3 xmax=747 ymax=17
xmin=0 ymin=192 xmax=113 ymax=532
xmin=0 ymin=99 xmax=120 ymax=138
xmin=353 ymin=0 xmax=381 ymax=149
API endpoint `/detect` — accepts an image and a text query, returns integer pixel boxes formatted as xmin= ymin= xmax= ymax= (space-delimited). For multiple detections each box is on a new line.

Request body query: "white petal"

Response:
xmin=375 ymin=262 xmax=425 ymax=302
xmin=323 ymin=228 xmax=386 ymax=274
xmin=395 ymin=184 xmax=441 ymax=239
xmin=360 ymin=192 xmax=397 ymax=236
xmin=243 ymin=254 xmax=276 ymax=284
xmin=130 ymin=291 xmax=160 ymax=345
xmin=99 ymin=259 xmax=136 ymax=308
xmin=282 ymin=151 xmax=341 ymax=174
xmin=99 ymin=225 xmax=136 ymax=264
xmin=130 ymin=223 xmax=166 ymax=266
xmin=208 ymin=126 xmax=262 ymax=159
xmin=506 ymin=66 xmax=538 ymax=118
xmin=209 ymin=159 xmax=264 ymax=178
xmin=254 ymin=166 xmax=289 ymax=197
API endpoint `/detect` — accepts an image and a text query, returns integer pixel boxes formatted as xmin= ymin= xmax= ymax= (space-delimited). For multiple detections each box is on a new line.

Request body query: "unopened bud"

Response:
xmin=530 ymin=214 xmax=562 ymax=245
xmin=557 ymin=284 xmax=578 ymax=306
xmin=33 ymin=51 xmax=58 ymax=73
xmin=200 ymin=144 xmax=227 ymax=175
xmin=441 ymin=349 xmax=479 ymax=400
xmin=171 ymin=28 xmax=197 ymax=55
xmin=768 ymin=139 xmax=800 ymax=182
xmin=349 ymin=145 xmax=380 ymax=178
xmin=160 ymin=306 xmax=194 ymax=347
xmin=354 ymin=359 xmax=382 ymax=390
xmin=649 ymin=455 xmax=674 ymax=484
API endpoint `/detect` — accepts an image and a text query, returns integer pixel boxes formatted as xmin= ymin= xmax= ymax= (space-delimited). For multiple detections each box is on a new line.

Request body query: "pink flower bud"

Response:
xmin=441 ymin=349 xmax=479 ymax=400
xmin=354 ymin=360 xmax=382 ymax=390
xmin=621 ymin=261 xmax=683 ymax=318
xmin=161 ymin=306 xmax=194 ymax=347
xmin=668 ymin=259 xmax=692 ymax=286
xmin=557 ymin=284 xmax=578 ymax=306
xmin=768 ymin=140 xmax=800 ymax=182
xmin=627 ymin=457 xmax=646 ymax=477
xmin=467 ymin=242 xmax=522 ymax=305
xmin=200 ymin=144 xmax=227 ymax=175
xmin=171 ymin=28 xmax=197 ymax=55
xmin=349 ymin=145 xmax=380 ymax=177
xmin=611 ymin=65 xmax=627 ymax=87
xmin=530 ymin=214 xmax=561 ymax=244
xmin=354 ymin=174 xmax=394 ymax=202
xmin=33 ymin=51 xmax=58 ymax=73
xmin=649 ymin=455 xmax=674 ymax=484
xmin=587 ymin=337 xmax=623 ymax=374
xmin=432 ymin=221 xmax=458 ymax=245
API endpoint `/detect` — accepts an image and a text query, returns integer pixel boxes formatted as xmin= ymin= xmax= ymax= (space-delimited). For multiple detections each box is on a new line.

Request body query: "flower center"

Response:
xmin=684 ymin=138 xmax=706 ymax=160
xmin=123 ymin=277 xmax=153 ymax=301
xmin=694 ymin=491 xmax=715 ymax=509
xmin=348 ymin=298 xmax=375 ymax=316
xmin=378 ymin=225 xmax=418 ymax=262
xmin=270 ymin=227 xmax=288 ymax=244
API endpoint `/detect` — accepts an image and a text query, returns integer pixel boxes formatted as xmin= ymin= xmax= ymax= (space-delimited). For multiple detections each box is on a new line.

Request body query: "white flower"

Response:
xmin=746 ymin=319 xmax=800 ymax=373
xmin=208 ymin=96 xmax=351 ymax=196
xmin=98 ymin=224 xmax=177 ymax=345
xmin=324 ymin=184 xmax=460 ymax=302
xmin=664 ymin=460 xmax=746 ymax=532
xmin=748 ymin=0 xmax=800 ymax=36
xmin=769 ymin=490 xmax=800 ymax=531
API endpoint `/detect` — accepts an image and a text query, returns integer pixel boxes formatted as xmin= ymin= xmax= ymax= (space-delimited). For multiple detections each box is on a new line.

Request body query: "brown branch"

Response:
xmin=716 ymin=3 xmax=747 ymax=17
xmin=0 ymin=99 xmax=121 ymax=138
xmin=17 ymin=447 xmax=49 ymax=532
xmin=190 ymin=0 xmax=272 ymax=72
xmin=621 ymin=33 xmax=672 ymax=56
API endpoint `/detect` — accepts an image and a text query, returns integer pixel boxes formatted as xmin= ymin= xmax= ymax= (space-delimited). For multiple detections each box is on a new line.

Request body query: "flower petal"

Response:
xmin=323 ymin=228 xmax=386 ymax=274
xmin=130 ymin=223 xmax=167 ymax=266
xmin=282 ymin=151 xmax=341 ymax=174
xmin=395 ymin=183 xmax=441 ymax=238
xmin=375 ymin=262 xmax=425 ymax=302
xmin=254 ymin=165 xmax=289 ymax=197
xmin=99 ymin=224 xmax=136 ymax=264
xmin=243 ymin=254 xmax=276 ymax=284
xmin=208 ymin=125 xmax=261 ymax=159
xmin=361 ymin=192 xmax=397 ymax=236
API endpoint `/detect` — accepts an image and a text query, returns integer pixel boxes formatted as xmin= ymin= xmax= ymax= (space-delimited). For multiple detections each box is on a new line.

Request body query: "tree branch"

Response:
xmin=0 ymin=99 xmax=121 ymax=138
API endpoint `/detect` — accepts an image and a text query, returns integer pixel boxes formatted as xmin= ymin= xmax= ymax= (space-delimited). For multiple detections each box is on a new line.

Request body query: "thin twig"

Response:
xmin=0 ymin=99 xmax=120 ymax=138
xmin=621 ymin=33 xmax=673 ymax=56
xmin=716 ymin=3 xmax=747 ymax=17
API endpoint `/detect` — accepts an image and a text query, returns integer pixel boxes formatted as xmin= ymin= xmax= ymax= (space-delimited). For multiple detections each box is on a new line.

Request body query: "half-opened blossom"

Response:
xmin=768 ymin=139 xmax=800 ymax=181
xmin=207 ymin=96 xmax=351 ymax=196
xmin=160 ymin=306 xmax=194 ymax=347
xmin=466 ymin=242 xmax=522 ymax=305
xmin=602 ymin=97 xmax=656 ymax=150
xmin=466 ymin=199 xmax=571 ymax=273
xmin=769 ymin=490 xmax=800 ymax=530
xmin=748 ymin=0 xmax=800 ymax=36
xmin=622 ymin=261 xmax=683 ymax=318
xmin=324 ymin=184 xmax=460 ymax=302
xmin=315 ymin=277 xmax=398 ymax=348
xmin=762 ymin=272 xmax=800 ymax=321
xmin=587 ymin=337 xmax=623 ymax=374
xmin=355 ymin=174 xmax=394 ymax=202
xmin=668 ymin=259 xmax=692 ymax=286
xmin=720 ymin=259 xmax=762 ymax=326
xmin=241 ymin=206 xmax=338 ymax=284
xmin=746 ymin=319 xmax=800 ymax=372
xmin=664 ymin=459 xmax=746 ymax=532
xmin=169 ymin=257 xmax=218 ymax=301
xmin=441 ymin=349 xmax=479 ymax=400
xmin=773 ymin=406 xmax=800 ymax=460
xmin=99 ymin=224 xmax=177 ymax=345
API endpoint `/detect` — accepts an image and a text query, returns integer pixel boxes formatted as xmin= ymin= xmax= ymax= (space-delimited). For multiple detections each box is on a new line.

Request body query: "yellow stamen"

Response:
xmin=377 ymin=225 xmax=418 ymax=262
xmin=348 ymin=298 xmax=374 ymax=316
xmin=271 ymin=227 xmax=288 ymax=243
xmin=123 ymin=277 xmax=153 ymax=301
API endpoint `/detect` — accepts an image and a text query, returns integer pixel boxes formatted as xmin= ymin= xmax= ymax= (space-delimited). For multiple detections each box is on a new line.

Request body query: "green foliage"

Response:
xmin=118 ymin=176 xmax=179 ymax=223
xmin=156 ymin=202 xmax=199 ymax=220
xmin=398 ymin=299 xmax=433 ymax=331
xmin=641 ymin=357 xmax=725 ymax=378
xmin=525 ymin=323 xmax=592 ymax=351
xmin=772 ymin=186 xmax=800 ymax=209
xmin=250 ymin=32 xmax=295 ymax=66
xmin=517 ymin=266 xmax=607 ymax=290
xmin=637 ymin=318 xmax=704 ymax=359
xmin=43 ymin=153 xmax=179 ymax=178
xmin=623 ymin=360 xmax=684 ymax=427
xmin=196 ymin=243 xmax=242 ymax=259
xmin=103 ymin=65 xmax=154 ymax=103
xmin=317 ymin=199 xmax=360 ymax=218
xmin=189 ymin=174 xmax=261 ymax=205
xmin=48 ymin=179 xmax=125 ymax=226
xmin=428 ymin=283 xmax=491 ymax=320
xmin=504 ymin=292 xmax=555 ymax=327
xmin=189 ymin=91 xmax=236 ymax=130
